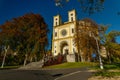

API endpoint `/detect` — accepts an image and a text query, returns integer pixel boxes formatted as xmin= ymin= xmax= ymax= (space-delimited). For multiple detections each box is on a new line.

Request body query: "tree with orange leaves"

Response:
xmin=0 ymin=13 xmax=49 ymax=67
xmin=74 ymin=18 xmax=99 ymax=62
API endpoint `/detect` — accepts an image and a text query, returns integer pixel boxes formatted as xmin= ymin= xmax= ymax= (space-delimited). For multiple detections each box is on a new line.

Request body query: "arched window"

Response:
xmin=71 ymin=17 xmax=73 ymax=22
xmin=72 ymin=28 xmax=74 ymax=33
xmin=56 ymin=22 xmax=58 ymax=26
xmin=55 ymin=32 xmax=57 ymax=37
xmin=56 ymin=18 xmax=58 ymax=26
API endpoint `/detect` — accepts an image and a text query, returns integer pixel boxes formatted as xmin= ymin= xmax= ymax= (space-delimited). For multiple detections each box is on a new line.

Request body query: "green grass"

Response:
xmin=92 ymin=63 xmax=120 ymax=77
xmin=94 ymin=71 xmax=120 ymax=77
xmin=44 ymin=62 xmax=98 ymax=69
xmin=91 ymin=63 xmax=120 ymax=70
xmin=104 ymin=64 xmax=120 ymax=70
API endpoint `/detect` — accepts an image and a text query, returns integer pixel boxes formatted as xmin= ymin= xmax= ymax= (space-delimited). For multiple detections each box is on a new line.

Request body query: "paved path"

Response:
xmin=0 ymin=67 xmax=93 ymax=80
xmin=48 ymin=67 xmax=93 ymax=80
xmin=0 ymin=70 xmax=53 ymax=80
xmin=54 ymin=70 xmax=92 ymax=80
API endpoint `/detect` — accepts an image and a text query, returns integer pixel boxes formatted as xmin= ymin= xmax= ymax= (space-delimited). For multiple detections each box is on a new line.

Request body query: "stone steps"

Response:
xmin=19 ymin=60 xmax=44 ymax=70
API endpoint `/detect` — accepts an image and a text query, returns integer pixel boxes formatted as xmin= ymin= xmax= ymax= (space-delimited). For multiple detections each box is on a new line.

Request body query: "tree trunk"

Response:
xmin=78 ymin=49 xmax=84 ymax=62
xmin=23 ymin=54 xmax=28 ymax=66
xmin=34 ymin=56 xmax=37 ymax=62
xmin=30 ymin=57 xmax=33 ymax=62
xmin=1 ymin=50 xmax=7 ymax=68
xmin=80 ymin=55 xmax=84 ymax=62
xmin=107 ymin=51 xmax=111 ymax=63
xmin=1 ymin=46 xmax=9 ymax=68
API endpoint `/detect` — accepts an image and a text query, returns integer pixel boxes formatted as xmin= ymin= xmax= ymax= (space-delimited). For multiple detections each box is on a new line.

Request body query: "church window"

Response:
xmin=61 ymin=29 xmax=67 ymax=36
xmin=71 ymin=17 xmax=73 ymax=22
xmin=55 ymin=32 xmax=57 ymax=37
xmin=71 ymin=13 xmax=73 ymax=16
xmin=55 ymin=18 xmax=58 ymax=26
xmin=72 ymin=28 xmax=74 ymax=33
xmin=56 ymin=22 xmax=58 ymax=26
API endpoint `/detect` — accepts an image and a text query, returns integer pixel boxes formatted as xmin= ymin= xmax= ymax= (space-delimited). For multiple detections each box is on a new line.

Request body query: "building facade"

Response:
xmin=52 ymin=10 xmax=77 ymax=56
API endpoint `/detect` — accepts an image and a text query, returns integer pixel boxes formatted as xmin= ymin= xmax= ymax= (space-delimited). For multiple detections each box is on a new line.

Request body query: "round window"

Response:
xmin=61 ymin=29 xmax=67 ymax=36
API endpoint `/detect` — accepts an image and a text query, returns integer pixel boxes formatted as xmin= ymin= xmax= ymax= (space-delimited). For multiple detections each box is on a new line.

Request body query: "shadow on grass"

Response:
xmin=92 ymin=63 xmax=120 ymax=77
xmin=94 ymin=70 xmax=120 ymax=77
xmin=104 ymin=63 xmax=120 ymax=70
xmin=91 ymin=63 xmax=120 ymax=70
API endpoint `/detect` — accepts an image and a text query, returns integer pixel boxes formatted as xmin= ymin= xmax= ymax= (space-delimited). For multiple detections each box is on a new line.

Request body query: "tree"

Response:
xmin=0 ymin=13 xmax=49 ymax=66
xmin=0 ymin=21 xmax=16 ymax=68
xmin=55 ymin=0 xmax=105 ymax=15
xmin=99 ymin=25 xmax=120 ymax=63
xmin=74 ymin=18 xmax=99 ymax=62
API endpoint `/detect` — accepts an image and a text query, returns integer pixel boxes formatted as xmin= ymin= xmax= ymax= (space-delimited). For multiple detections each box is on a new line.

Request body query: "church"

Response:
xmin=51 ymin=9 xmax=106 ymax=62
xmin=52 ymin=9 xmax=77 ymax=56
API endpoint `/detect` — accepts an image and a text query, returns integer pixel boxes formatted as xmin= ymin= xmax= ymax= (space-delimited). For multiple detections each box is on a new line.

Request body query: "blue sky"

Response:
xmin=0 ymin=0 xmax=120 ymax=48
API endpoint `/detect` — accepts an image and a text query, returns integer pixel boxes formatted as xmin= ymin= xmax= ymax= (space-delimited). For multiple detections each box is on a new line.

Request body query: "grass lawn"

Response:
xmin=91 ymin=63 xmax=120 ymax=70
xmin=94 ymin=71 xmax=120 ymax=77
xmin=104 ymin=63 xmax=120 ymax=70
xmin=44 ymin=62 xmax=98 ymax=69
xmin=92 ymin=63 xmax=120 ymax=77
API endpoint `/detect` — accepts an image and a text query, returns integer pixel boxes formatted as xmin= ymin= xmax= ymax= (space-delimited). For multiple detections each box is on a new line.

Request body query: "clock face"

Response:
xmin=61 ymin=29 xmax=67 ymax=36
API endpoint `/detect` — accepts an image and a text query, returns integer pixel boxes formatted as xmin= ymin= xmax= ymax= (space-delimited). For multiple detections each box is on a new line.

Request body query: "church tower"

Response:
xmin=53 ymin=15 xmax=62 ymax=26
xmin=68 ymin=10 xmax=76 ymax=22
xmin=52 ymin=10 xmax=77 ymax=56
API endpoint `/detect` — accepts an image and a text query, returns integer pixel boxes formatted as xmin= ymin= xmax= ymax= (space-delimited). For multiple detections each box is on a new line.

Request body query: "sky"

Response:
xmin=0 ymin=0 xmax=120 ymax=49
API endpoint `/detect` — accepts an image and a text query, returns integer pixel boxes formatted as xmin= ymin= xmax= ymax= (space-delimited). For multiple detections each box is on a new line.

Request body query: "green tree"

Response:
xmin=99 ymin=25 xmax=120 ymax=63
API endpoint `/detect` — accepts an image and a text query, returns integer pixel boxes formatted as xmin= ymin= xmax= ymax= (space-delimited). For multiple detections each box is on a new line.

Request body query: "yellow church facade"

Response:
xmin=52 ymin=10 xmax=77 ymax=56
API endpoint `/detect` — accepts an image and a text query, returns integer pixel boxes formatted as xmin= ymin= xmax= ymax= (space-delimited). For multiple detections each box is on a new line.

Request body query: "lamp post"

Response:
xmin=90 ymin=32 xmax=104 ymax=69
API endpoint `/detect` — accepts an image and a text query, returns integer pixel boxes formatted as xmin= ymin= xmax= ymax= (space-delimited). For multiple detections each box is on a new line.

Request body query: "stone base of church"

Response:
xmin=66 ymin=54 xmax=76 ymax=62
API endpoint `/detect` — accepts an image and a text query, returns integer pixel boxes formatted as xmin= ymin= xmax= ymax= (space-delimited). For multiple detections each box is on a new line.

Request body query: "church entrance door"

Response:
xmin=60 ymin=41 xmax=69 ymax=54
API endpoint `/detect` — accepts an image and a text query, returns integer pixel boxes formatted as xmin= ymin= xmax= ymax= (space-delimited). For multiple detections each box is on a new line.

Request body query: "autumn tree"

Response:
xmin=0 ymin=21 xmax=16 ymax=68
xmin=74 ymin=18 xmax=99 ymax=62
xmin=0 ymin=13 xmax=49 ymax=67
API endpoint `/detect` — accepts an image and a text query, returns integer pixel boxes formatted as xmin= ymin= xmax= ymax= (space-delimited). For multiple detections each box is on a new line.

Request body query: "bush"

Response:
xmin=43 ymin=54 xmax=65 ymax=66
